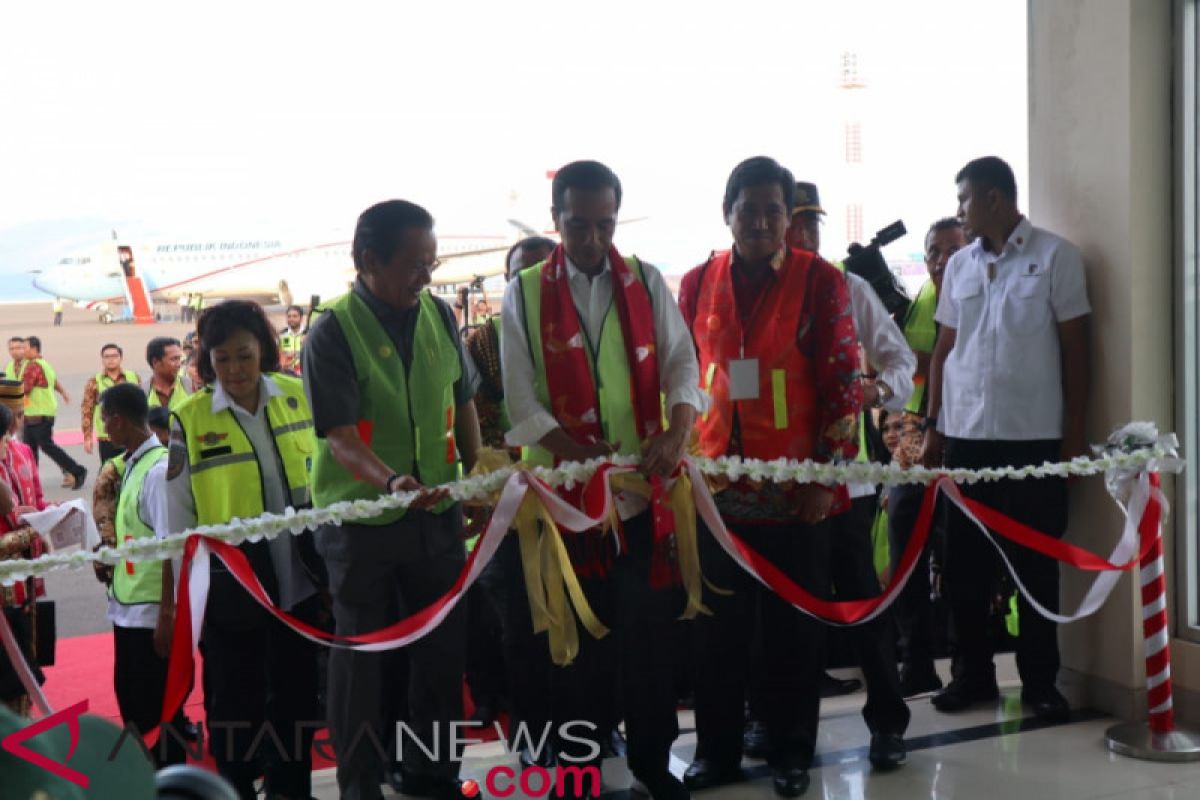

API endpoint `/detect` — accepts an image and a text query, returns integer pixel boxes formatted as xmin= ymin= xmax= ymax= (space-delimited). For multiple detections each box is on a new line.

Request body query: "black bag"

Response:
xmin=33 ymin=598 xmax=56 ymax=667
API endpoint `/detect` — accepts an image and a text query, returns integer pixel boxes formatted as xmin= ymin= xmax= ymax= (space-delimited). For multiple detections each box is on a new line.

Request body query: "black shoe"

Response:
xmin=635 ymin=769 xmax=691 ymax=800
xmin=519 ymin=746 xmax=557 ymax=769
xmin=397 ymin=772 xmax=468 ymax=800
xmin=931 ymin=678 xmax=1000 ymax=712
xmin=771 ymin=766 xmax=810 ymax=798
xmin=180 ymin=720 xmax=202 ymax=742
xmin=868 ymin=732 xmax=907 ymax=770
xmin=820 ymin=672 xmax=863 ymax=698
xmin=599 ymin=727 xmax=627 ymax=759
xmin=72 ymin=467 xmax=88 ymax=491
xmin=1022 ymin=685 xmax=1070 ymax=723
xmin=743 ymin=719 xmax=768 ymax=759
xmin=899 ymin=664 xmax=944 ymax=697
xmin=683 ymin=758 xmax=742 ymax=791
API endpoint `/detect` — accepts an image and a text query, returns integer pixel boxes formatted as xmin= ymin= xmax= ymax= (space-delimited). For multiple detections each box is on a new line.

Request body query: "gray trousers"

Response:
xmin=316 ymin=506 xmax=467 ymax=800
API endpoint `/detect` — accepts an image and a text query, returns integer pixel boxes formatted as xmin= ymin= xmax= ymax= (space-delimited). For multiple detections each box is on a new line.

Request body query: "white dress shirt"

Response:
xmin=165 ymin=375 xmax=316 ymax=611
xmin=107 ymin=435 xmax=171 ymax=629
xmin=935 ymin=217 xmax=1090 ymax=440
xmin=845 ymin=271 xmax=917 ymax=498
xmin=501 ymin=254 xmax=707 ymax=518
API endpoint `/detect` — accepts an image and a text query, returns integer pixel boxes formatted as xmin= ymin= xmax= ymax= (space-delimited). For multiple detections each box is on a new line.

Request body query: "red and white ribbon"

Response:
xmin=162 ymin=457 xmax=1171 ymax=725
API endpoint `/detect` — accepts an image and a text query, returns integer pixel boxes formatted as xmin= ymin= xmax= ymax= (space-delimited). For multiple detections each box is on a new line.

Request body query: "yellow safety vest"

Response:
xmin=516 ymin=257 xmax=654 ymax=467
xmin=173 ymin=373 xmax=315 ymax=526
xmin=310 ymin=291 xmax=460 ymax=523
xmin=112 ymin=445 xmax=168 ymax=606
xmin=25 ymin=359 xmax=57 ymax=417
xmin=148 ymin=376 xmax=190 ymax=411
xmin=93 ymin=370 xmax=139 ymax=440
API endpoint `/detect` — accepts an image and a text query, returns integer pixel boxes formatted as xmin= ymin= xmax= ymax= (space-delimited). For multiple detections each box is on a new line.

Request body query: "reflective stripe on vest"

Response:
xmin=516 ymin=257 xmax=653 ymax=467
xmin=310 ymin=291 xmax=460 ymax=523
xmin=174 ymin=373 xmax=315 ymax=526
xmin=112 ymin=445 xmax=168 ymax=606
xmin=694 ymin=249 xmax=818 ymax=461
xmin=902 ymin=280 xmax=938 ymax=415
xmin=25 ymin=358 xmax=57 ymax=416
xmin=93 ymin=370 xmax=139 ymax=440
xmin=148 ymin=376 xmax=190 ymax=411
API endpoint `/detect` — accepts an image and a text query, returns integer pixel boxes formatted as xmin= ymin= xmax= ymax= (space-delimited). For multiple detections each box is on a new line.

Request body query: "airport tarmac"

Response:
xmin=0 ymin=299 xmax=293 ymax=638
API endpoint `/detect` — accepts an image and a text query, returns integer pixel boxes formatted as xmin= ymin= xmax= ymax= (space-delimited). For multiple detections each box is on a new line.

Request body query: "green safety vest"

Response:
xmin=517 ymin=258 xmax=653 ymax=467
xmin=2 ymin=361 xmax=24 ymax=381
xmin=111 ymin=444 xmax=168 ymax=606
xmin=311 ymin=291 xmax=460 ymax=523
xmin=148 ymin=377 xmax=190 ymax=411
xmin=901 ymin=280 xmax=938 ymax=415
xmin=174 ymin=373 xmax=315 ymax=526
xmin=25 ymin=358 xmax=57 ymax=417
xmin=870 ymin=506 xmax=891 ymax=583
xmin=280 ymin=329 xmax=305 ymax=357
xmin=93 ymin=370 xmax=139 ymax=440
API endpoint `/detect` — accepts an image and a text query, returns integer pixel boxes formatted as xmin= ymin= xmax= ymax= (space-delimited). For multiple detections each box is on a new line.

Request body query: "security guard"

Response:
xmin=158 ymin=300 xmax=323 ymax=800
xmin=304 ymin=199 xmax=481 ymax=800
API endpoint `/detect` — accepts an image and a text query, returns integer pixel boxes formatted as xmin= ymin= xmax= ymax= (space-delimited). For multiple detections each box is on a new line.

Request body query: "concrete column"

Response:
xmin=1027 ymin=0 xmax=1174 ymax=719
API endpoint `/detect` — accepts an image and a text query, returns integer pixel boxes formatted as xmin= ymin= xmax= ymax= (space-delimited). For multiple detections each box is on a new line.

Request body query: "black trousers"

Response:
xmin=98 ymin=439 xmax=123 ymax=466
xmin=465 ymin=567 xmax=507 ymax=714
xmin=887 ymin=482 xmax=940 ymax=671
xmin=942 ymin=438 xmax=1067 ymax=690
xmin=488 ymin=536 xmax=554 ymax=747
xmin=23 ymin=419 xmax=85 ymax=479
xmin=550 ymin=511 xmax=679 ymax=784
xmin=199 ymin=595 xmax=321 ymax=800
xmin=112 ymin=625 xmax=188 ymax=768
xmin=692 ymin=518 xmax=828 ymax=771
xmin=317 ymin=508 xmax=467 ymax=800
xmin=828 ymin=495 xmax=910 ymax=735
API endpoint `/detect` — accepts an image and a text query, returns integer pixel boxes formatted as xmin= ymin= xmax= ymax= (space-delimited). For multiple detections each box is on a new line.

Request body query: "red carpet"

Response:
xmin=43 ymin=632 xmax=497 ymax=774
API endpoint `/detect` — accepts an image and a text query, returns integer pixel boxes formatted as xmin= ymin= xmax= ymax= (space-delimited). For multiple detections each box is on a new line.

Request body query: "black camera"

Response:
xmin=843 ymin=220 xmax=910 ymax=315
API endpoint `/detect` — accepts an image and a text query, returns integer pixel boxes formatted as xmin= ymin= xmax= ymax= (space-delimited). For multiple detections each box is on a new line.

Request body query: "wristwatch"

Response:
xmin=919 ymin=415 xmax=938 ymax=433
xmin=872 ymin=379 xmax=893 ymax=409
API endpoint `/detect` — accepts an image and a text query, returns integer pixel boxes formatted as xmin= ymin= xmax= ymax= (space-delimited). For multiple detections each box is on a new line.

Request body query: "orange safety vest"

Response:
xmin=693 ymin=248 xmax=818 ymax=461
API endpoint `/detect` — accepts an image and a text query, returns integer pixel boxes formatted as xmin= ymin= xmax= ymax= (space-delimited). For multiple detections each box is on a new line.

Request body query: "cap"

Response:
xmin=0 ymin=379 xmax=23 ymax=412
xmin=793 ymin=181 xmax=826 ymax=216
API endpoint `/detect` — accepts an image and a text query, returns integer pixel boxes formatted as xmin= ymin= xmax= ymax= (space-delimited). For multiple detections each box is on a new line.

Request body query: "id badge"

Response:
xmin=728 ymin=358 xmax=760 ymax=401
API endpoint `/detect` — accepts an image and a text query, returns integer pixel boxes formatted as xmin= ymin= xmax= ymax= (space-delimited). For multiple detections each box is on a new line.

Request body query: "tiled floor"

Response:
xmin=312 ymin=657 xmax=1200 ymax=799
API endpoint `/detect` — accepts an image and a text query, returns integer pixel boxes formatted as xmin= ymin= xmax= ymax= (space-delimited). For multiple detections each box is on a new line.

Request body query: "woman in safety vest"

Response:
xmin=157 ymin=300 xmax=325 ymax=800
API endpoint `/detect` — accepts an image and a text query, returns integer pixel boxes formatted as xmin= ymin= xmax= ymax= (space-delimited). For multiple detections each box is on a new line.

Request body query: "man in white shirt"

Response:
xmin=785 ymin=182 xmax=914 ymax=770
xmin=922 ymin=156 xmax=1090 ymax=723
xmin=98 ymin=383 xmax=186 ymax=767
xmin=501 ymin=160 xmax=705 ymax=800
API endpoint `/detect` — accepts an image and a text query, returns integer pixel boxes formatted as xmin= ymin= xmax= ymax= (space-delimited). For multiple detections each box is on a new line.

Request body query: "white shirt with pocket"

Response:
xmin=935 ymin=217 xmax=1090 ymax=441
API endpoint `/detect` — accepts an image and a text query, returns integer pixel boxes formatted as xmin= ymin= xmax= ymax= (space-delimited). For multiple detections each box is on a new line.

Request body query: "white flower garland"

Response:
xmin=0 ymin=439 xmax=1177 ymax=587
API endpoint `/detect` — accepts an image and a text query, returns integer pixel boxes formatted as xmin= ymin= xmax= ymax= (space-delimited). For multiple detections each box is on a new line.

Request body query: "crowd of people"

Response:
xmin=0 ymin=153 xmax=1090 ymax=800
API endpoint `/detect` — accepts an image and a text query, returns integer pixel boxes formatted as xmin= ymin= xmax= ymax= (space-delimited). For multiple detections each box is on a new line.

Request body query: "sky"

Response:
xmin=0 ymin=0 xmax=1027 ymax=298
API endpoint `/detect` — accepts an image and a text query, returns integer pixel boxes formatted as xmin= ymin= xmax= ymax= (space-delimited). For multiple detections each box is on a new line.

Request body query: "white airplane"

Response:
xmin=30 ymin=221 xmax=548 ymax=323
